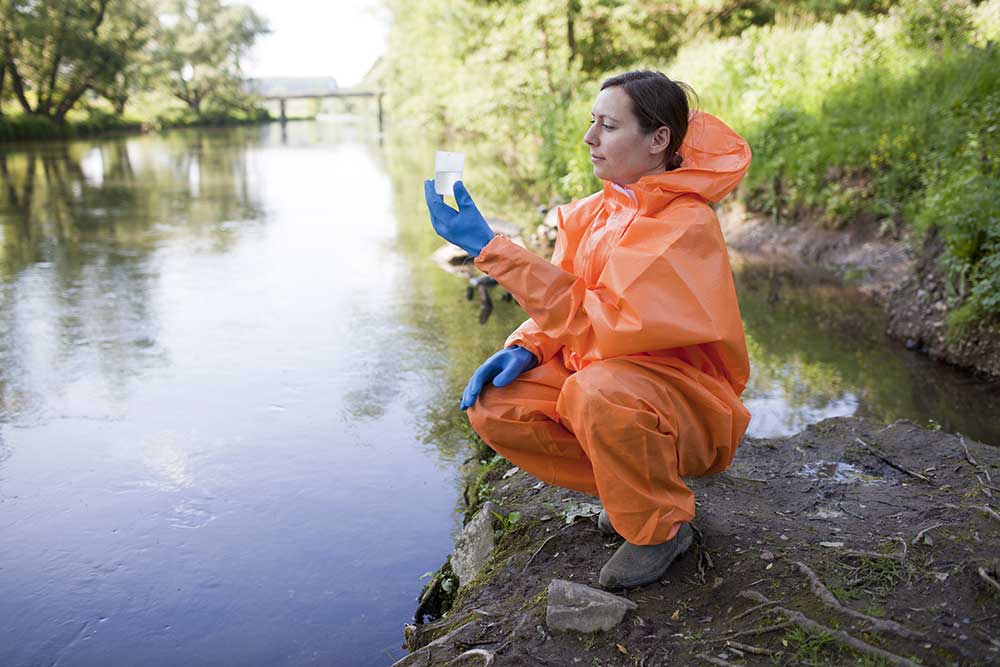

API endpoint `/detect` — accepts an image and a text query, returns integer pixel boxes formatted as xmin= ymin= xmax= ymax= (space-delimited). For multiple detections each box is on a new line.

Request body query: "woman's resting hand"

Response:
xmin=424 ymin=179 xmax=496 ymax=258
xmin=461 ymin=345 xmax=537 ymax=410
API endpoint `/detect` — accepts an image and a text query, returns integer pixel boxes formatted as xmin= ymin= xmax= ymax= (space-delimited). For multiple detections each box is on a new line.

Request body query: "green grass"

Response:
xmin=665 ymin=0 xmax=1000 ymax=326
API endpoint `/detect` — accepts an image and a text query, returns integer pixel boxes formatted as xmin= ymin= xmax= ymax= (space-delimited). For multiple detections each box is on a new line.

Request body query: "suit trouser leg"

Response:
xmin=467 ymin=355 xmax=742 ymax=545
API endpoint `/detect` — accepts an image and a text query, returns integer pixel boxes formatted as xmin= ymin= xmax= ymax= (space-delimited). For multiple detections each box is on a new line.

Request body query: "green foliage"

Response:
xmin=673 ymin=0 xmax=1000 ymax=322
xmin=0 ymin=0 xmax=157 ymax=121
xmin=0 ymin=0 xmax=270 ymax=129
xmin=0 ymin=113 xmax=61 ymax=142
xmin=157 ymin=0 xmax=270 ymax=114
xmin=895 ymin=0 xmax=974 ymax=47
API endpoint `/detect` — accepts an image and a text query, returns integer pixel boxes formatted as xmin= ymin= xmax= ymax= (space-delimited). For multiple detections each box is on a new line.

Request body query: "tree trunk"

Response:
xmin=0 ymin=61 xmax=6 ymax=116
xmin=566 ymin=0 xmax=577 ymax=66
xmin=4 ymin=54 xmax=34 ymax=114
xmin=114 ymin=96 xmax=127 ymax=115
xmin=54 ymin=83 xmax=90 ymax=123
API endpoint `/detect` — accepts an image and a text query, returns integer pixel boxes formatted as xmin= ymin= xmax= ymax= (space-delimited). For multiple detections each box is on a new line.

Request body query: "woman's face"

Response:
xmin=583 ymin=86 xmax=670 ymax=187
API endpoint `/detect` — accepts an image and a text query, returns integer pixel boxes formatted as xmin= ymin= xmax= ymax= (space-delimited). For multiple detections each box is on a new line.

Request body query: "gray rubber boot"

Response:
xmin=598 ymin=523 xmax=694 ymax=590
xmin=597 ymin=509 xmax=619 ymax=536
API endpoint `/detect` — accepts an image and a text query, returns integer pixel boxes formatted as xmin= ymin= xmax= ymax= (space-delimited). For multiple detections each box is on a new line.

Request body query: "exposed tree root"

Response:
xmin=738 ymin=590 xmax=922 ymax=667
xmin=794 ymin=561 xmax=924 ymax=640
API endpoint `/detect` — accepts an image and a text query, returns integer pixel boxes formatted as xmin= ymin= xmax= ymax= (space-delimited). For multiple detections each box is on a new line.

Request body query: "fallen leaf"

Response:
xmin=671 ymin=609 xmax=681 ymax=621
xmin=616 ymin=644 xmax=628 ymax=655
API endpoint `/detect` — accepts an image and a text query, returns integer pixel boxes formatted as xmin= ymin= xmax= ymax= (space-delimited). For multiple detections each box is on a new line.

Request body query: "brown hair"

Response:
xmin=600 ymin=70 xmax=697 ymax=171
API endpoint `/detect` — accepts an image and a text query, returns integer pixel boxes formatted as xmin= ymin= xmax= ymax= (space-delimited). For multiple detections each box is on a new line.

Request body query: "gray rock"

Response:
xmin=545 ymin=579 xmax=638 ymax=633
xmin=451 ymin=501 xmax=497 ymax=587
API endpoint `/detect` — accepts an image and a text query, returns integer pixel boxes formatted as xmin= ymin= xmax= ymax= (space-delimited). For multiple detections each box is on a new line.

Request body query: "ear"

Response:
xmin=650 ymin=126 xmax=671 ymax=157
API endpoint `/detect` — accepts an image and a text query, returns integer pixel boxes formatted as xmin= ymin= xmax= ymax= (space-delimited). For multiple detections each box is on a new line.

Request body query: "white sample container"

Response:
xmin=434 ymin=151 xmax=465 ymax=197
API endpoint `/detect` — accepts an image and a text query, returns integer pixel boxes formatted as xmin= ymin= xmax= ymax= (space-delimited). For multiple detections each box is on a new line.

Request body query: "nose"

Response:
xmin=583 ymin=124 xmax=597 ymax=147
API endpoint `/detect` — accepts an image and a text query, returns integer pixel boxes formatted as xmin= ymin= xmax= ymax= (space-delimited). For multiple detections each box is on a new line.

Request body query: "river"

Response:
xmin=1 ymin=119 xmax=997 ymax=666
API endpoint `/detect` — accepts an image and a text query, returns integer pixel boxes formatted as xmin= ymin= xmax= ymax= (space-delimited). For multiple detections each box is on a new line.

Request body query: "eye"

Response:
xmin=602 ymin=123 xmax=615 ymax=130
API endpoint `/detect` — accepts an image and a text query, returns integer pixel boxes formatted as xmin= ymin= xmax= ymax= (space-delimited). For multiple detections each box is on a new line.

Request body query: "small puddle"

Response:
xmin=799 ymin=460 xmax=882 ymax=484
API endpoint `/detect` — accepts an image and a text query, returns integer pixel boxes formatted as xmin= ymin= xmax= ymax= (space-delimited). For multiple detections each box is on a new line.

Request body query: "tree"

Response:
xmin=0 ymin=0 xmax=157 ymax=122
xmin=157 ymin=0 xmax=269 ymax=114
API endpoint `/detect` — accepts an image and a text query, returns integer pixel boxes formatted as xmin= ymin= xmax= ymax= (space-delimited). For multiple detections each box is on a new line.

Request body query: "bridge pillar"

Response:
xmin=377 ymin=93 xmax=384 ymax=134
xmin=279 ymin=98 xmax=287 ymax=125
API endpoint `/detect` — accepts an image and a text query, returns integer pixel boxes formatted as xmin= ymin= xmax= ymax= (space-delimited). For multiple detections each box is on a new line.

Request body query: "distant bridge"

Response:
xmin=247 ymin=78 xmax=384 ymax=131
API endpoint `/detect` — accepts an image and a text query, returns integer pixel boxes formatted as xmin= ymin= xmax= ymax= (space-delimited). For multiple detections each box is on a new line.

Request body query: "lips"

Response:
xmin=590 ymin=154 xmax=605 ymax=163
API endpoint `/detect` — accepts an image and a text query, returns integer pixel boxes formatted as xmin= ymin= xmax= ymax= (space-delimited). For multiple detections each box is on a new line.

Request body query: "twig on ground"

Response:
xmin=696 ymin=652 xmax=743 ymax=667
xmin=725 ymin=640 xmax=773 ymax=655
xmin=894 ymin=537 xmax=909 ymax=564
xmin=842 ymin=549 xmax=906 ymax=563
xmin=794 ymin=561 xmax=924 ymax=640
xmin=911 ymin=523 xmax=944 ymax=546
xmin=962 ymin=438 xmax=978 ymax=467
xmin=982 ymin=506 xmax=1000 ymax=525
xmin=837 ymin=502 xmax=865 ymax=519
xmin=709 ymin=620 xmax=793 ymax=642
xmin=738 ymin=590 xmax=922 ymax=667
xmin=729 ymin=600 xmax=780 ymax=623
xmin=855 ymin=438 xmax=935 ymax=485
xmin=520 ymin=534 xmax=560 ymax=574
xmin=447 ymin=649 xmax=494 ymax=666
xmin=723 ymin=472 xmax=771 ymax=483
xmin=978 ymin=567 xmax=1000 ymax=596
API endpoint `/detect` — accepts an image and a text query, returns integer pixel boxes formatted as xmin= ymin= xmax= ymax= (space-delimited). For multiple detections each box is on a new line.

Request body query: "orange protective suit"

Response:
xmin=468 ymin=111 xmax=752 ymax=546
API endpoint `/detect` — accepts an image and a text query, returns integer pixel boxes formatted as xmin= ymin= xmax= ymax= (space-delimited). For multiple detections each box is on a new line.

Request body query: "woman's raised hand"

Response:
xmin=424 ymin=180 xmax=496 ymax=258
xmin=460 ymin=345 xmax=538 ymax=410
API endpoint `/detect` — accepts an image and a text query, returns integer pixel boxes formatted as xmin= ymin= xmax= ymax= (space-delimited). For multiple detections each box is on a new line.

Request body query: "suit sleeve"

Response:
xmin=499 ymin=205 xmax=581 ymax=364
xmin=475 ymin=203 xmax=728 ymax=360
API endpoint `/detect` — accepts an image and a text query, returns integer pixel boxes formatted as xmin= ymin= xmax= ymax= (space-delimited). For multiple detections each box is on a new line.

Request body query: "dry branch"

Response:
xmin=696 ymin=652 xmax=742 ymax=667
xmin=979 ymin=567 xmax=1000 ymax=596
xmin=729 ymin=600 xmax=780 ymax=623
xmin=911 ymin=523 xmax=944 ymax=546
xmin=855 ymin=438 xmax=935 ymax=485
xmin=725 ymin=640 xmax=773 ymax=655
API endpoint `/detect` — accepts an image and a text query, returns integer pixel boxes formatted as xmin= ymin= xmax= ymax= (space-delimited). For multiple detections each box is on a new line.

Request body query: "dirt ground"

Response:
xmin=396 ymin=416 xmax=1000 ymax=666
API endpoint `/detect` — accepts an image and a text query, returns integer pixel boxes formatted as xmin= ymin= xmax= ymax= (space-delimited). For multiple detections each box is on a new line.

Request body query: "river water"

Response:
xmin=1 ymin=120 xmax=997 ymax=666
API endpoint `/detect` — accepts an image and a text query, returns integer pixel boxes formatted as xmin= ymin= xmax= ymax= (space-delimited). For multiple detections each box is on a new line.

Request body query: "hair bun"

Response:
xmin=666 ymin=152 xmax=684 ymax=170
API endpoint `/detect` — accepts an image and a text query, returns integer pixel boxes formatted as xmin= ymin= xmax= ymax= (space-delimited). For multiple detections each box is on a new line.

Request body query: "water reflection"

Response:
xmin=0 ymin=123 xmax=470 ymax=667
xmin=734 ymin=254 xmax=1000 ymax=442
xmin=0 ymin=132 xmax=266 ymax=426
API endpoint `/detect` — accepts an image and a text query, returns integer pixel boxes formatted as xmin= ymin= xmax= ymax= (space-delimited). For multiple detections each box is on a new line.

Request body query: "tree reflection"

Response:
xmin=0 ymin=130 xmax=266 ymax=423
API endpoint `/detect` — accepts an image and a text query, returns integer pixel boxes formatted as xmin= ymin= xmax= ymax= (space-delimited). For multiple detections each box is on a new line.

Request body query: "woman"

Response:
xmin=423 ymin=70 xmax=752 ymax=590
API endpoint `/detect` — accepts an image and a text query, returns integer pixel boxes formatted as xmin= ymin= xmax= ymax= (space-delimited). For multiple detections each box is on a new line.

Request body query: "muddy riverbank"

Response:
xmin=394 ymin=416 xmax=1000 ymax=666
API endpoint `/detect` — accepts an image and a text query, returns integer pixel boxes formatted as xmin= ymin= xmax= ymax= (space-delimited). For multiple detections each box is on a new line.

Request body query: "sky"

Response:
xmin=243 ymin=0 xmax=388 ymax=87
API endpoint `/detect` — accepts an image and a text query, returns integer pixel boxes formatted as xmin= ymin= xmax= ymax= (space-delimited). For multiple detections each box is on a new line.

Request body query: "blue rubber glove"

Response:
xmin=424 ymin=179 xmax=496 ymax=258
xmin=460 ymin=345 xmax=538 ymax=410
